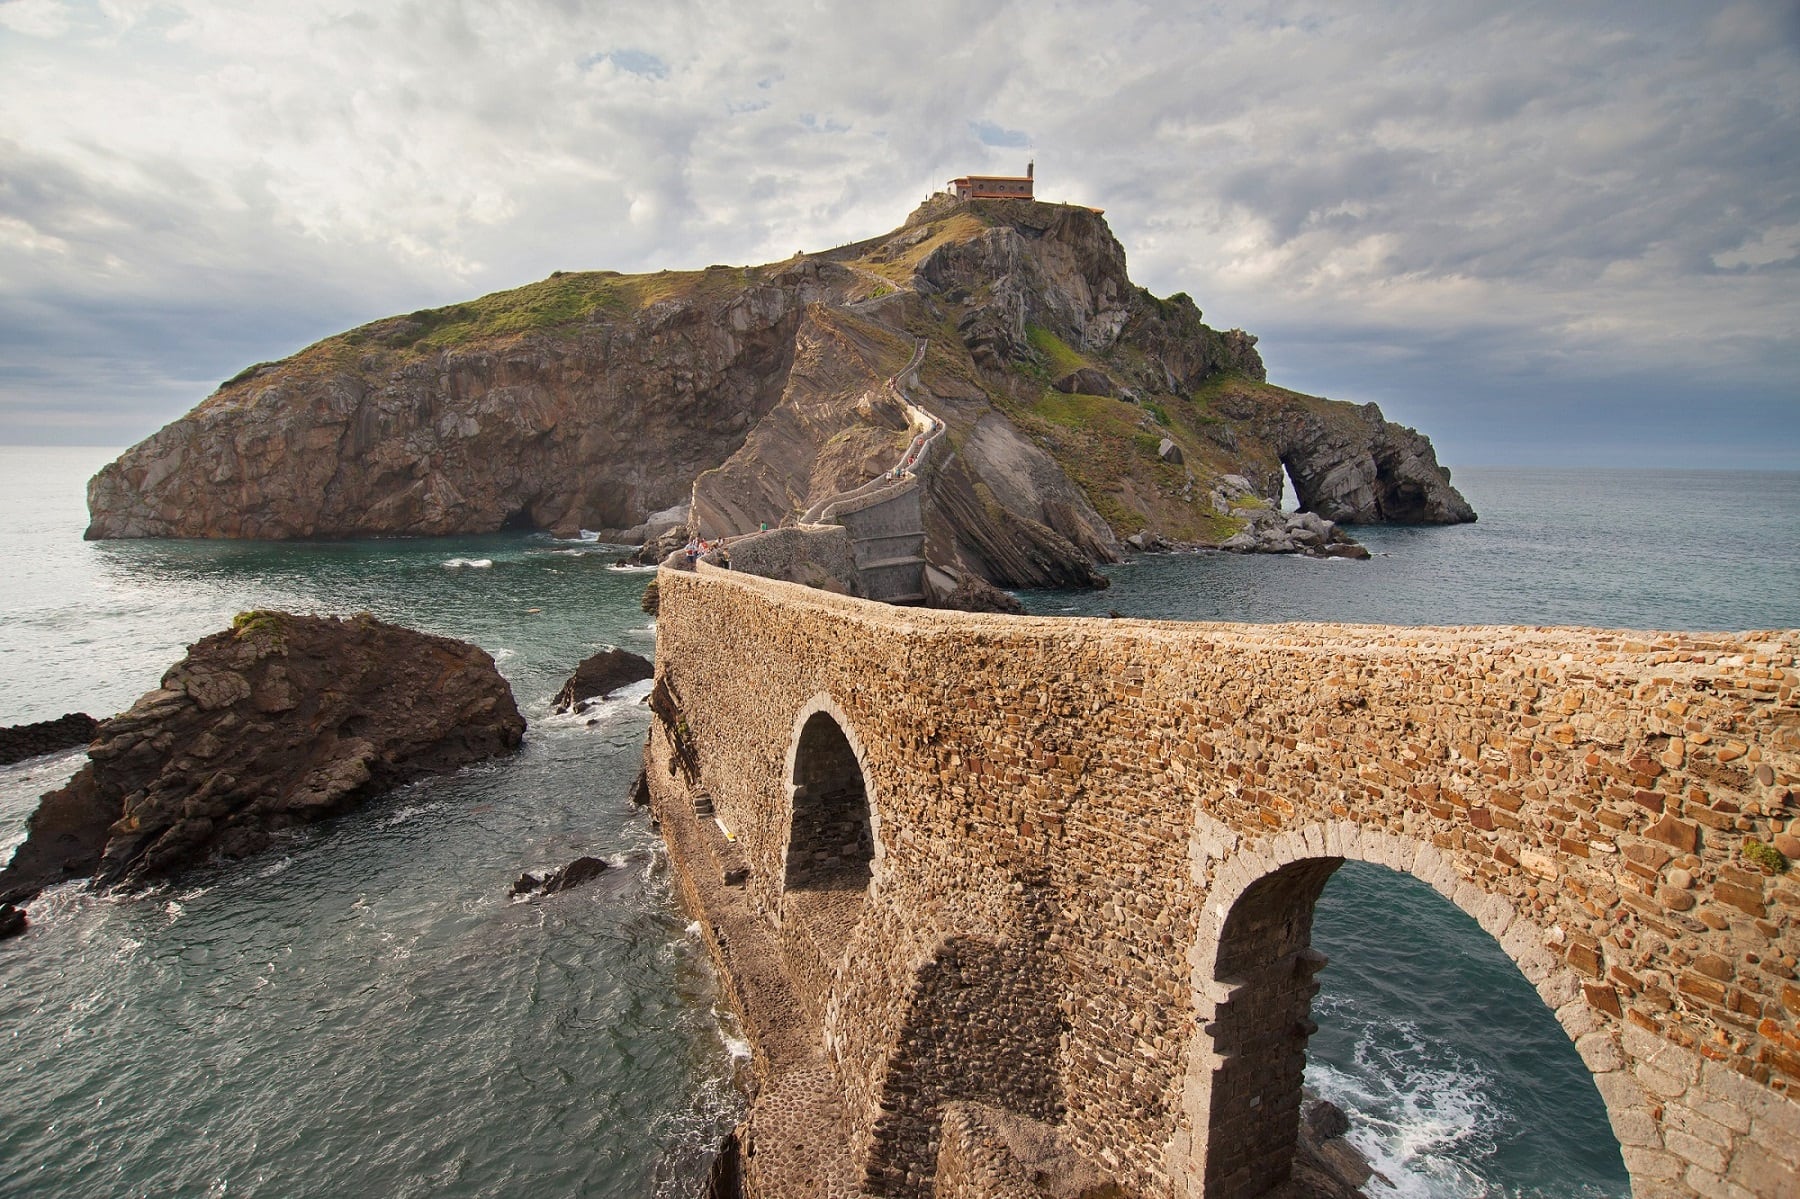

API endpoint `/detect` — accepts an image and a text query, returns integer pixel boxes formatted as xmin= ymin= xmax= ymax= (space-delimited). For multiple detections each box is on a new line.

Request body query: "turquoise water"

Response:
xmin=2 ymin=449 xmax=1795 ymax=1198
xmin=0 ymin=447 xmax=743 ymax=1199
xmin=1033 ymin=467 xmax=1800 ymax=631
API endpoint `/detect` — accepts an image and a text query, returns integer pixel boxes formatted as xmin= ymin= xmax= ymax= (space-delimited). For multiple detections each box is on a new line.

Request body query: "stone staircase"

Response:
xmin=797 ymin=339 xmax=940 ymax=605
xmin=818 ymin=483 xmax=928 ymax=605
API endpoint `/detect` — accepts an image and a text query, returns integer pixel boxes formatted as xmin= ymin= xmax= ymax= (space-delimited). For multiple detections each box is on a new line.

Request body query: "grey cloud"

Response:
xmin=0 ymin=0 xmax=1793 ymax=463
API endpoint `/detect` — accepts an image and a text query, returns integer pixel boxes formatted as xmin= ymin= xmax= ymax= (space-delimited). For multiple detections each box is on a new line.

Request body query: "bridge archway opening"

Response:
xmin=785 ymin=708 xmax=875 ymax=894
xmin=1197 ymin=853 xmax=1627 ymax=1199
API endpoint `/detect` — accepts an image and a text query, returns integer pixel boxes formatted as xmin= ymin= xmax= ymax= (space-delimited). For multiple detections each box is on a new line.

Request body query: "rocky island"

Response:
xmin=85 ymin=197 xmax=1472 ymax=589
xmin=0 ymin=611 xmax=524 ymax=907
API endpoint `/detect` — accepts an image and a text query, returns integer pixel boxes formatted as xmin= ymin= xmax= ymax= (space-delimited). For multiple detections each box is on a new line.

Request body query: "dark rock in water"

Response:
xmin=510 ymin=855 xmax=609 ymax=898
xmin=0 ymin=713 xmax=99 ymax=766
xmin=0 ymin=902 xmax=26 ymax=940
xmin=629 ymin=768 xmax=650 ymax=807
xmin=705 ymin=1130 xmax=743 ymax=1199
xmin=0 ymin=764 xmax=120 ymax=904
xmin=1323 ymin=541 xmax=1372 ymax=560
xmin=1292 ymin=1091 xmax=1378 ymax=1198
xmin=551 ymin=648 xmax=654 ymax=713
xmin=1304 ymin=1097 xmax=1351 ymax=1142
xmin=546 ymin=856 xmax=609 ymax=892
xmin=635 ymin=525 xmax=690 ymax=566
xmin=0 ymin=611 xmax=524 ymax=902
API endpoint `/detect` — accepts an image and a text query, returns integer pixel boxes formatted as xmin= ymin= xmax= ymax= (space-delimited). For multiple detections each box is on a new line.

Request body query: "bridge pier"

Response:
xmin=1197 ymin=859 xmax=1341 ymax=1199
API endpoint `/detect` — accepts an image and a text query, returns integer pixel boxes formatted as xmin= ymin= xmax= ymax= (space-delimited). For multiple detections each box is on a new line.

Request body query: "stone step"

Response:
xmin=853 ymin=531 xmax=923 ymax=549
xmin=859 ymin=554 xmax=925 ymax=572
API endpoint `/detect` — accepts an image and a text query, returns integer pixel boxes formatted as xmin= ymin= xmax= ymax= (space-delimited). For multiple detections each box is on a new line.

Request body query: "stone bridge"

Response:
xmin=643 ymin=564 xmax=1800 ymax=1199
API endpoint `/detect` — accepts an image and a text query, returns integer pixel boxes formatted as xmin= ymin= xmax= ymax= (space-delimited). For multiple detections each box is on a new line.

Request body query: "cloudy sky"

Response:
xmin=2 ymin=0 xmax=1796 ymax=466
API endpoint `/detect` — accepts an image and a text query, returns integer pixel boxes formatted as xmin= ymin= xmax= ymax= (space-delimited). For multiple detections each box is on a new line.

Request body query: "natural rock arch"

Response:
xmin=1173 ymin=820 xmax=1648 ymax=1199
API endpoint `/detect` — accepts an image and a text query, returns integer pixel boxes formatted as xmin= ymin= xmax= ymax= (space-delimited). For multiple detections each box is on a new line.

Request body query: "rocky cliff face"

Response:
xmin=88 ymin=268 xmax=830 ymax=539
xmin=0 ymin=612 xmax=523 ymax=901
xmin=87 ymin=198 xmax=1473 ymax=586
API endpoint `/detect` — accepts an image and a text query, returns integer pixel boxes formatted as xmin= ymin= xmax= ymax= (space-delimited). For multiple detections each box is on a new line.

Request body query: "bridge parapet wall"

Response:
xmin=650 ymin=564 xmax=1799 ymax=1199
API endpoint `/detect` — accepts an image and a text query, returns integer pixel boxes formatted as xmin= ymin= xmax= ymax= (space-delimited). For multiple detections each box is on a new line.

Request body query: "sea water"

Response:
xmin=1 ymin=449 xmax=1796 ymax=1198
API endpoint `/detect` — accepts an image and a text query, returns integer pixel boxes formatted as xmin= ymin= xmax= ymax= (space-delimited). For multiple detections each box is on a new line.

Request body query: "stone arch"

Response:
xmin=1172 ymin=819 xmax=1650 ymax=1199
xmin=862 ymin=933 xmax=1065 ymax=1197
xmin=782 ymin=693 xmax=881 ymax=894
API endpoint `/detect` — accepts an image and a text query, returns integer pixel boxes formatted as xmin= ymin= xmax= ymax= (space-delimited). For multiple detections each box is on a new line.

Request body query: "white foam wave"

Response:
xmin=442 ymin=557 xmax=493 ymax=569
xmin=539 ymin=678 xmax=656 ymax=730
xmin=380 ymin=803 xmax=436 ymax=828
xmin=607 ymin=562 xmax=656 ymax=573
xmin=1307 ymin=1020 xmax=1503 ymax=1199
xmin=256 ymin=856 xmax=292 ymax=878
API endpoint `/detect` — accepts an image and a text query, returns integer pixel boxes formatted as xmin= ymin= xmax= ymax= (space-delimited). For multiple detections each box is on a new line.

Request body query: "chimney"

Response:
xmin=1027 ymin=159 xmax=1034 ymax=179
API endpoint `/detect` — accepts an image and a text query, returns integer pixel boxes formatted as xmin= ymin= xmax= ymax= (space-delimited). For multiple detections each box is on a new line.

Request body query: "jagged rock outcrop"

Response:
xmin=1220 ymin=509 xmax=1372 ymax=559
xmin=551 ymin=647 xmax=654 ymax=713
xmin=0 ymin=713 xmax=99 ymax=766
xmin=87 ymin=269 xmax=834 ymax=539
xmin=0 ymin=612 xmax=524 ymax=902
xmin=86 ymin=197 xmax=1472 ymax=587
xmin=509 ymin=855 xmax=609 ymax=898
xmin=1237 ymin=394 xmax=1476 ymax=525
xmin=923 ymin=564 xmax=1027 ymax=615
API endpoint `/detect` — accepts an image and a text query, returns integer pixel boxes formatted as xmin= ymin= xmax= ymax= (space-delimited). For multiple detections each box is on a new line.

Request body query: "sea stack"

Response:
xmin=0 ymin=611 xmax=524 ymax=903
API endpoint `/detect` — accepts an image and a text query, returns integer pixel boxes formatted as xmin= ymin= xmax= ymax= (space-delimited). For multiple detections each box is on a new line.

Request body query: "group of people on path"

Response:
xmin=683 ymin=535 xmax=728 ymax=562
xmin=886 ymin=415 xmax=945 ymax=481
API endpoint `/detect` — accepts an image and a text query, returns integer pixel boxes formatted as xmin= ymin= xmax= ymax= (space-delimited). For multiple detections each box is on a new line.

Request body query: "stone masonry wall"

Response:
xmin=651 ymin=563 xmax=1799 ymax=1199
xmin=862 ymin=931 xmax=1065 ymax=1193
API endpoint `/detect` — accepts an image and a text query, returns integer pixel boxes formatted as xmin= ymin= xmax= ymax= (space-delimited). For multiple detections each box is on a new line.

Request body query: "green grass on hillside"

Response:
xmin=343 ymin=266 xmax=764 ymax=354
xmin=1002 ymin=389 xmax=1182 ymax=533
xmin=851 ymin=212 xmax=991 ymax=284
xmin=215 ymin=264 xmax=770 ymax=393
xmin=1026 ymin=325 xmax=1088 ymax=379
